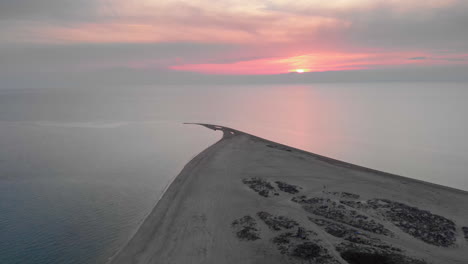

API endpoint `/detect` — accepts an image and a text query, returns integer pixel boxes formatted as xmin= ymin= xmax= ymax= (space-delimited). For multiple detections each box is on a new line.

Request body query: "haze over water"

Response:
xmin=0 ymin=82 xmax=467 ymax=263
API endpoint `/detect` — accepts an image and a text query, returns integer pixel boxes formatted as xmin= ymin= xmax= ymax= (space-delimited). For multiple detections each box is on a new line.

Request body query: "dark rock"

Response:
xmin=242 ymin=177 xmax=278 ymax=197
xmin=257 ymin=211 xmax=298 ymax=231
xmin=231 ymin=215 xmax=260 ymax=241
xmin=275 ymin=181 xmax=301 ymax=194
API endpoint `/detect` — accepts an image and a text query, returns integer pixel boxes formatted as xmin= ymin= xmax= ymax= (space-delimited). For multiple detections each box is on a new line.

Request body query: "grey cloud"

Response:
xmin=267 ymin=1 xmax=468 ymax=52
xmin=441 ymin=58 xmax=466 ymax=62
xmin=347 ymin=5 xmax=468 ymax=51
xmin=0 ymin=0 xmax=97 ymax=21
xmin=0 ymin=42 xmax=235 ymax=73
xmin=408 ymin=56 xmax=467 ymax=61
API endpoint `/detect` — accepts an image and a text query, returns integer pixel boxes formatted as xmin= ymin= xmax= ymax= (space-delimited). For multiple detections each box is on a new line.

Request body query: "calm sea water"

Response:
xmin=0 ymin=83 xmax=467 ymax=263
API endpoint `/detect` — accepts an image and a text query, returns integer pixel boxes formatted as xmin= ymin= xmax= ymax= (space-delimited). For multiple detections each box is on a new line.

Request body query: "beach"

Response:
xmin=109 ymin=124 xmax=468 ymax=264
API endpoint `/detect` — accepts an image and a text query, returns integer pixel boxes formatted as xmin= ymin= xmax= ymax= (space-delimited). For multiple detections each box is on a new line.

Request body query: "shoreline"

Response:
xmin=109 ymin=124 xmax=468 ymax=264
xmin=195 ymin=123 xmax=467 ymax=195
xmin=109 ymin=126 xmax=228 ymax=263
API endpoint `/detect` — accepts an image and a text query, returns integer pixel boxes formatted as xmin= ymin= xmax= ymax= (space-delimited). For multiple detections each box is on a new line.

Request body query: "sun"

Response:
xmin=292 ymin=69 xmax=309 ymax=73
xmin=288 ymin=68 xmax=310 ymax=74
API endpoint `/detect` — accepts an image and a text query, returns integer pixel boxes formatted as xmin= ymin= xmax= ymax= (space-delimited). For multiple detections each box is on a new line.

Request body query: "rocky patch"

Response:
xmin=275 ymin=181 xmax=301 ymax=194
xmin=242 ymin=177 xmax=279 ymax=197
xmin=292 ymin=196 xmax=392 ymax=236
xmin=231 ymin=215 xmax=260 ymax=241
xmin=463 ymin=227 xmax=468 ymax=240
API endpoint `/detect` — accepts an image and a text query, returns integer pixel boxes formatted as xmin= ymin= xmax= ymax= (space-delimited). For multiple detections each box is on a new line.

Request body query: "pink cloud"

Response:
xmin=169 ymin=52 xmax=457 ymax=75
xmin=3 ymin=0 xmax=465 ymax=76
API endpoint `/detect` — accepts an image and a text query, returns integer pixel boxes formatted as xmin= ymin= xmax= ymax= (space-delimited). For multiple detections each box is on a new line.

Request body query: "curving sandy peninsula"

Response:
xmin=109 ymin=124 xmax=468 ymax=264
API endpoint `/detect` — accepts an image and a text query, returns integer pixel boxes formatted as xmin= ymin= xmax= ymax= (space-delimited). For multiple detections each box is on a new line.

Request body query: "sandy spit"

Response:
xmin=109 ymin=124 xmax=468 ymax=264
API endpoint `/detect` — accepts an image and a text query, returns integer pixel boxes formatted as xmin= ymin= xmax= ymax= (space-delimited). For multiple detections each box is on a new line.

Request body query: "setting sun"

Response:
xmin=293 ymin=69 xmax=309 ymax=73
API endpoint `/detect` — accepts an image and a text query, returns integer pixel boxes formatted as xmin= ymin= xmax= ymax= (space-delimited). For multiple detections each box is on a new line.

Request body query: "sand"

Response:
xmin=109 ymin=124 xmax=468 ymax=264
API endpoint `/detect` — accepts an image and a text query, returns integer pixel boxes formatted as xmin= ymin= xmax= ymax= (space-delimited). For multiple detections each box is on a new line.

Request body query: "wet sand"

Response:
xmin=109 ymin=124 xmax=468 ymax=264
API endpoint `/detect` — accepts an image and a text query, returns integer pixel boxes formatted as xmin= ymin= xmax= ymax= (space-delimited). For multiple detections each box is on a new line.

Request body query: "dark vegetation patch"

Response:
xmin=463 ymin=227 xmax=468 ymax=240
xmin=340 ymin=250 xmax=427 ymax=264
xmin=341 ymin=251 xmax=393 ymax=264
xmin=231 ymin=213 xmax=340 ymax=263
xmin=292 ymin=242 xmax=321 ymax=259
xmin=328 ymin=191 xmax=360 ymax=199
xmin=310 ymin=218 xmax=401 ymax=252
xmin=272 ymin=229 xmax=315 ymax=251
xmin=231 ymin=215 xmax=260 ymax=241
xmin=272 ymin=228 xmax=338 ymax=263
xmin=266 ymin=144 xmax=293 ymax=152
xmin=292 ymin=196 xmax=392 ymax=236
xmin=242 ymin=177 xmax=279 ymax=197
xmin=340 ymin=200 xmax=365 ymax=209
xmin=275 ymin=181 xmax=301 ymax=194
xmin=342 ymin=199 xmax=457 ymax=247
xmin=257 ymin=211 xmax=299 ymax=231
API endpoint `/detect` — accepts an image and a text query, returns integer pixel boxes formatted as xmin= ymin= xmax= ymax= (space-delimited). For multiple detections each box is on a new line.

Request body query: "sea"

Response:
xmin=0 ymin=82 xmax=467 ymax=263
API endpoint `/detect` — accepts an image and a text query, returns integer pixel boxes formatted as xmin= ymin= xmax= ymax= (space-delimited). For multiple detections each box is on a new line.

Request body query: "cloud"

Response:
xmin=0 ymin=0 xmax=97 ymax=21
xmin=2 ymin=0 xmax=467 ymax=52
xmin=170 ymin=51 xmax=468 ymax=75
xmin=0 ymin=0 xmax=468 ymax=83
xmin=1 ymin=0 xmax=466 ymax=57
xmin=0 ymin=42 xmax=235 ymax=73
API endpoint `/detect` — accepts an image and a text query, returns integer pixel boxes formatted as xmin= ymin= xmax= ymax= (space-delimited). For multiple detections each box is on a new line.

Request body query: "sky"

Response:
xmin=1 ymin=0 xmax=468 ymax=87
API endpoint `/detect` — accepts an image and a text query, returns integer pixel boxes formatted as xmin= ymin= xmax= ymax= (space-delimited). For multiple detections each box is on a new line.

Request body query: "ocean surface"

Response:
xmin=0 ymin=82 xmax=467 ymax=263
